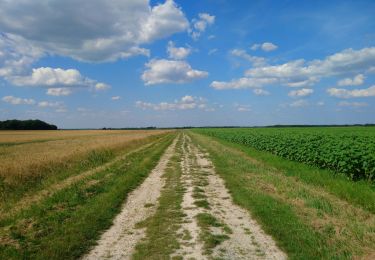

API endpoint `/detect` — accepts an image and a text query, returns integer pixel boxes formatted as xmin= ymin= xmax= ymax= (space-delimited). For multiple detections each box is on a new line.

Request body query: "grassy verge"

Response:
xmin=0 ymin=133 xmax=175 ymax=259
xmin=133 ymin=135 xmax=185 ymax=259
xmin=193 ymin=130 xmax=375 ymax=213
xmin=189 ymin=131 xmax=375 ymax=259
xmin=196 ymin=213 xmax=229 ymax=255
xmin=0 ymin=133 xmax=168 ymax=212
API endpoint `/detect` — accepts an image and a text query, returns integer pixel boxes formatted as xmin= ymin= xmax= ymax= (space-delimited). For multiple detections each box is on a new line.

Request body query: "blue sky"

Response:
xmin=0 ymin=0 xmax=374 ymax=128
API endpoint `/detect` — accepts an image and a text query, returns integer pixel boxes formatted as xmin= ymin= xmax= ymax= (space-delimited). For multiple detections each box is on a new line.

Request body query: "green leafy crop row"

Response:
xmin=195 ymin=127 xmax=375 ymax=181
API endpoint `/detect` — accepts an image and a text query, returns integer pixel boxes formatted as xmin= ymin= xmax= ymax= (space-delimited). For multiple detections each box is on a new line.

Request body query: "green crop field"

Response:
xmin=195 ymin=127 xmax=375 ymax=181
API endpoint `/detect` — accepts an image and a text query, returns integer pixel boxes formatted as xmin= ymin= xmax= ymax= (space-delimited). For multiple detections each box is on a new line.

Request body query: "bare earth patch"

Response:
xmin=83 ymin=137 xmax=178 ymax=260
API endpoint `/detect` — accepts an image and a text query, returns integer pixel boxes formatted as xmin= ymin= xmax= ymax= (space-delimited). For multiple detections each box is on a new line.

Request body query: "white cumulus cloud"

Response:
xmin=95 ymin=83 xmax=111 ymax=91
xmin=327 ymin=85 xmax=375 ymax=98
xmin=251 ymin=42 xmax=278 ymax=52
xmin=190 ymin=13 xmax=215 ymax=39
xmin=8 ymin=67 xmax=110 ymax=92
xmin=167 ymin=41 xmax=191 ymax=60
xmin=0 ymin=0 xmax=189 ymax=62
xmin=142 ymin=59 xmax=208 ymax=85
xmin=213 ymin=47 xmax=375 ymax=90
xmin=337 ymin=74 xmax=365 ymax=86
xmin=12 ymin=67 xmax=89 ymax=87
xmin=245 ymin=47 xmax=375 ymax=87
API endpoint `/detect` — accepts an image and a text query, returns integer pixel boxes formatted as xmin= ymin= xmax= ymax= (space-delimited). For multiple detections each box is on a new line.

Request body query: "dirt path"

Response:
xmin=172 ymin=134 xmax=206 ymax=259
xmin=83 ymin=133 xmax=286 ymax=259
xmin=172 ymin=134 xmax=286 ymax=259
xmin=83 ymin=136 xmax=178 ymax=260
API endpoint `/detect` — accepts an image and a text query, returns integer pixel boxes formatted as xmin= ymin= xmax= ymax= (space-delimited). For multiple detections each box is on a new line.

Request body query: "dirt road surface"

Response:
xmin=83 ymin=137 xmax=178 ymax=260
xmin=84 ymin=134 xmax=286 ymax=259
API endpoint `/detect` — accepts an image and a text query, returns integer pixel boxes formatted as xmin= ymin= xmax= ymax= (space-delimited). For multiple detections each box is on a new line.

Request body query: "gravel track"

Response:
xmin=83 ymin=137 xmax=178 ymax=260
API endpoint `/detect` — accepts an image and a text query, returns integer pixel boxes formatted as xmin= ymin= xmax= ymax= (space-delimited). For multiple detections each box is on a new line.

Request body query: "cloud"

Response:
xmin=337 ymin=74 xmax=365 ymax=86
xmin=2 ymin=95 xmax=67 ymax=112
xmin=261 ymin=42 xmax=278 ymax=52
xmin=0 ymin=34 xmax=44 ymax=78
xmin=111 ymin=96 xmax=121 ymax=100
xmin=327 ymin=85 xmax=375 ymax=98
xmin=190 ymin=13 xmax=215 ymax=39
xmin=338 ymin=101 xmax=368 ymax=107
xmin=141 ymin=59 xmax=208 ymax=85
xmin=213 ymin=47 xmax=375 ymax=90
xmin=250 ymin=44 xmax=261 ymax=51
xmin=11 ymin=67 xmax=89 ymax=87
xmin=55 ymin=108 xmax=68 ymax=113
xmin=230 ymin=49 xmax=266 ymax=67
xmin=8 ymin=67 xmax=110 ymax=92
xmin=2 ymin=95 xmax=35 ymax=105
xmin=288 ymin=88 xmax=314 ymax=97
xmin=234 ymin=103 xmax=251 ymax=112
xmin=46 ymin=88 xmax=73 ymax=96
xmin=37 ymin=101 xmax=63 ymax=108
xmin=37 ymin=101 xmax=66 ymax=112
xmin=0 ymin=0 xmax=189 ymax=62
xmin=251 ymin=42 xmax=278 ymax=52
xmin=253 ymin=89 xmax=270 ymax=96
xmin=136 ymin=95 xmax=211 ymax=111
xmin=211 ymin=77 xmax=277 ymax=90
xmin=95 ymin=82 xmax=111 ymax=91
xmin=167 ymin=41 xmax=191 ymax=60
xmin=0 ymin=35 xmax=111 ymax=93
xmin=289 ymin=99 xmax=309 ymax=108
xmin=208 ymin=48 xmax=218 ymax=55
xmin=245 ymin=47 xmax=375 ymax=87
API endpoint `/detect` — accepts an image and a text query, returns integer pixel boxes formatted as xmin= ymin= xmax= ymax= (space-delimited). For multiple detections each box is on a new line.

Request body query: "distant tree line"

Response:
xmin=0 ymin=119 xmax=58 ymax=130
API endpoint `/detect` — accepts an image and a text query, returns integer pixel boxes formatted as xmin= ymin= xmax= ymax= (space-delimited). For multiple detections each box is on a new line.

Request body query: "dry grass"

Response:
xmin=0 ymin=129 xmax=162 ymax=143
xmin=0 ymin=130 xmax=169 ymax=186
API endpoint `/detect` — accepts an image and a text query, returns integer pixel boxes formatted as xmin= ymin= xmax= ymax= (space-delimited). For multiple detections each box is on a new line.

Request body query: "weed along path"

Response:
xmin=83 ymin=136 xmax=178 ymax=260
xmin=172 ymin=134 xmax=286 ymax=259
xmin=84 ymin=133 xmax=286 ymax=259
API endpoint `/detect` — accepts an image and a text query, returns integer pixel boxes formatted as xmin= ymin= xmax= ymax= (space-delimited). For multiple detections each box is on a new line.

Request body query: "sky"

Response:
xmin=0 ymin=0 xmax=374 ymax=128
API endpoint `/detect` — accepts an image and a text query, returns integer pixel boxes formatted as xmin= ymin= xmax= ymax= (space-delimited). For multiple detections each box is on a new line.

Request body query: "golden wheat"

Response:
xmin=0 ymin=130 xmax=169 ymax=185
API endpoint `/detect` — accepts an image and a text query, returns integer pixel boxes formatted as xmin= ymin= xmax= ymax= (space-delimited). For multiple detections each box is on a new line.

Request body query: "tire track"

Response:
xmin=83 ymin=136 xmax=178 ymax=260
xmin=177 ymin=134 xmax=286 ymax=259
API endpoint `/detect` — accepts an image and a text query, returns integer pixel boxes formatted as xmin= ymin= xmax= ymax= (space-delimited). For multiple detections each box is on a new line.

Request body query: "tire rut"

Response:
xmin=176 ymin=134 xmax=286 ymax=260
xmin=83 ymin=136 xmax=178 ymax=260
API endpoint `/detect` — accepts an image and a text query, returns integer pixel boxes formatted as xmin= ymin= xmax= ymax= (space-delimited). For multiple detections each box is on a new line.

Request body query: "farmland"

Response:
xmin=0 ymin=128 xmax=374 ymax=259
xmin=195 ymin=127 xmax=375 ymax=181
